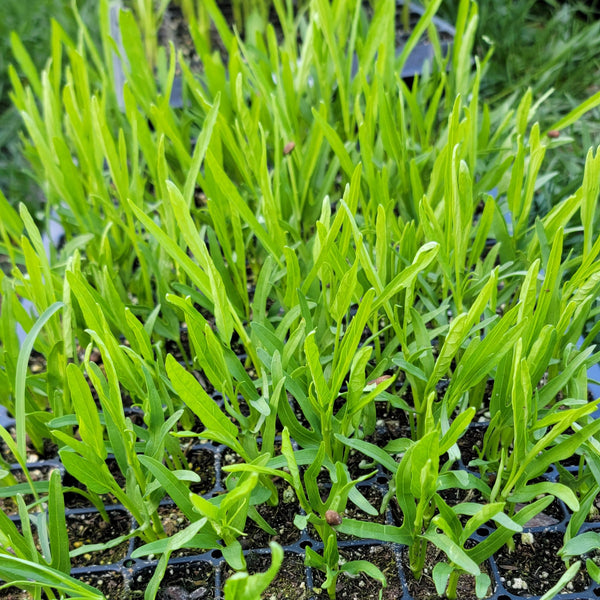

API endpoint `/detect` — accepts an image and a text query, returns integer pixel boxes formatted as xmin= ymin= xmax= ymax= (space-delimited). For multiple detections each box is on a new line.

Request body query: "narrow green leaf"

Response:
xmin=67 ymin=363 xmax=106 ymax=460
xmin=422 ymin=531 xmax=479 ymax=575
xmin=335 ymin=518 xmax=411 ymax=545
xmin=138 ymin=455 xmax=197 ymax=520
xmin=538 ymin=561 xmax=581 ymax=600
xmin=166 ymin=355 xmax=246 ymax=457
xmin=16 ymin=302 xmax=64 ymax=459
xmin=48 ymin=470 xmax=70 ymax=573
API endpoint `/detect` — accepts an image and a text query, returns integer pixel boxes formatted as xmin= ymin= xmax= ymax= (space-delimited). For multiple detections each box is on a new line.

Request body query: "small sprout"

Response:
xmin=283 ymin=141 xmax=295 ymax=155
xmin=547 ymin=129 xmax=560 ymax=138
xmin=325 ymin=510 xmax=342 ymax=526
xmin=521 ymin=532 xmax=535 ymax=546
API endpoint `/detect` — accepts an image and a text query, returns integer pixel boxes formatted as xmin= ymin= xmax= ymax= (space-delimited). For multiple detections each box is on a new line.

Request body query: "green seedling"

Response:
xmin=560 ymin=532 xmax=600 ymax=586
xmin=476 ymin=339 xmax=600 ymax=517
xmin=223 ymin=542 xmax=284 ymax=600
xmin=0 ymin=471 xmax=103 ymax=599
xmin=135 ymin=467 xmax=261 ymax=572
xmin=424 ymin=497 xmax=516 ymax=599
xmin=224 ymin=428 xmax=386 ymax=599
xmin=51 ymin=352 xmax=186 ymax=543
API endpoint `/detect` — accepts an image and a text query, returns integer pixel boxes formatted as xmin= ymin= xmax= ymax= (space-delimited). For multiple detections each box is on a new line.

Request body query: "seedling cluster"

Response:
xmin=1 ymin=1 xmax=600 ymax=599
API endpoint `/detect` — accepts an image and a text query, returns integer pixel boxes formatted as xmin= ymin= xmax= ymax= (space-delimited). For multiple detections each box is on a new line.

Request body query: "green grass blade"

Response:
xmin=15 ymin=302 xmax=64 ymax=459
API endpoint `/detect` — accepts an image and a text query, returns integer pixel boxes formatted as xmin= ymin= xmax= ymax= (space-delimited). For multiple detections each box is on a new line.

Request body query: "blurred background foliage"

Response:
xmin=0 ymin=0 xmax=98 ymax=218
xmin=440 ymin=0 xmax=600 ymax=207
xmin=1 ymin=0 xmax=599 ymax=221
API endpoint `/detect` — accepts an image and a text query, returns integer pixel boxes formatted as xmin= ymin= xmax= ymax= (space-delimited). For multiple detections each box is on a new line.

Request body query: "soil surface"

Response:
xmin=495 ymin=531 xmax=590 ymax=596
xmin=456 ymin=424 xmax=486 ymax=468
xmin=0 ymin=588 xmax=31 ymax=600
xmin=129 ymin=560 xmax=215 ymax=599
xmin=74 ymin=570 xmax=127 ymax=600
xmin=68 ymin=510 xmax=131 ymax=566
xmin=223 ymin=551 xmax=310 ymax=599
xmin=311 ymin=544 xmax=403 ymax=599
xmin=242 ymin=484 xmax=303 ymax=549
xmin=403 ymin=542 xmax=494 ymax=599
xmin=0 ymin=464 xmax=57 ymax=516
xmin=187 ymin=448 xmax=217 ymax=496
xmin=0 ymin=425 xmax=58 ymax=464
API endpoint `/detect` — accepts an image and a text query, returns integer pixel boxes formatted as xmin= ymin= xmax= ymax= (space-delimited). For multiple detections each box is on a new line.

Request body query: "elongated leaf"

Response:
xmin=166 ymin=356 xmax=246 ymax=457
xmin=433 ymin=562 xmax=453 ymax=595
xmin=373 ymin=242 xmax=439 ymax=311
xmin=561 ymin=532 xmax=600 ymax=557
xmin=48 ymin=470 xmax=70 ymax=573
xmin=508 ymin=482 xmax=579 ymax=512
xmin=467 ymin=496 xmax=553 ymax=564
xmin=144 ymin=518 xmax=211 ymax=600
xmin=205 ymin=152 xmax=284 ymax=265
xmin=15 ymin=302 xmax=64 ymax=459
xmin=67 ymin=363 xmax=105 ymax=460
xmin=223 ymin=542 xmax=284 ymax=599
xmin=439 ymin=408 xmax=475 ymax=455
xmin=166 ymin=181 xmax=234 ymax=343
xmin=340 ymin=559 xmax=386 ymax=587
xmin=335 ymin=434 xmax=400 ymax=474
xmin=184 ymin=95 xmax=220 ymax=207
xmin=59 ymin=450 xmax=114 ymax=495
xmin=138 ymin=455 xmax=197 ymax=519
xmin=538 ymin=561 xmax=581 ymax=600
xmin=0 ymin=555 xmax=102 ymax=598
xmin=422 ymin=530 xmax=479 ymax=575
xmin=336 ymin=518 xmax=411 ymax=545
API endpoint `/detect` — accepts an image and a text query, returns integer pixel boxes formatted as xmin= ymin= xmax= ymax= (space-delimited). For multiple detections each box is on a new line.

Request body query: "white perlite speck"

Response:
xmin=511 ymin=578 xmax=528 ymax=590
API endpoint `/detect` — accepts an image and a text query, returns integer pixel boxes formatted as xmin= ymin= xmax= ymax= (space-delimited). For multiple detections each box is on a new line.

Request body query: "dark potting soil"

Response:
xmin=494 ymin=530 xmax=590 ymax=596
xmin=311 ymin=544 xmax=403 ymax=600
xmin=344 ymin=447 xmax=384 ymax=481
xmin=0 ymin=426 xmax=58 ymax=465
xmin=68 ymin=510 xmax=131 ymax=567
xmin=341 ymin=485 xmax=387 ymax=540
xmin=374 ymin=399 xmax=412 ymax=439
xmin=74 ymin=570 xmax=127 ymax=600
xmin=456 ymin=424 xmax=486 ymax=468
xmin=0 ymin=587 xmax=32 ymax=599
xmin=129 ymin=561 xmax=215 ymax=600
xmin=187 ymin=448 xmax=217 ymax=496
xmin=158 ymin=2 xmax=226 ymax=73
xmin=0 ymin=464 xmax=57 ymax=516
xmin=241 ymin=485 xmax=303 ymax=550
xmin=222 ymin=550 xmax=310 ymax=599
xmin=402 ymin=542 xmax=494 ymax=600
xmin=163 ymin=325 xmax=193 ymax=366
xmin=132 ymin=505 xmax=209 ymax=560
xmin=438 ymin=485 xmax=487 ymax=525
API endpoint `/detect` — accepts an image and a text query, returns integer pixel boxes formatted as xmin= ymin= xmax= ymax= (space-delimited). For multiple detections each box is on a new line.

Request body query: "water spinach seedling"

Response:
xmin=223 ymin=428 xmax=387 ymax=599
xmin=223 ymin=542 xmax=284 ymax=599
